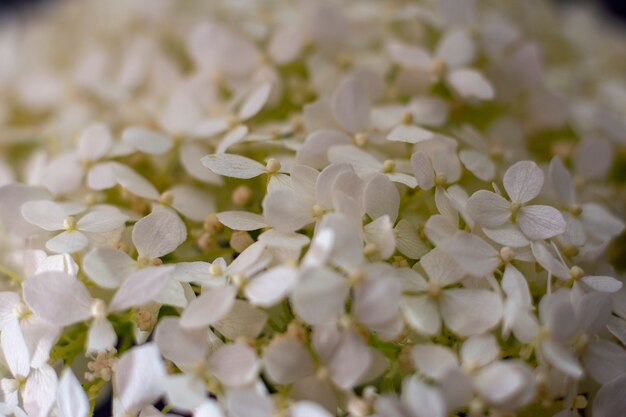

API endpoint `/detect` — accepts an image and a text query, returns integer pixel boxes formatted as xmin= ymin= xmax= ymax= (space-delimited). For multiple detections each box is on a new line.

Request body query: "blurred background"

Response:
xmin=0 ymin=0 xmax=626 ymax=22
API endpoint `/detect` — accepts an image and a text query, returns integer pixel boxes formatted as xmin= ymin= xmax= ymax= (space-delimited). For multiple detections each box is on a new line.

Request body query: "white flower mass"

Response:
xmin=0 ymin=0 xmax=625 ymax=416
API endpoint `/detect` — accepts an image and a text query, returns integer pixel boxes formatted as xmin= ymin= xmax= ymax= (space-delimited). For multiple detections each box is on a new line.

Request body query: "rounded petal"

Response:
xmin=332 ymin=77 xmax=370 ymax=133
xmin=238 ymin=82 xmax=272 ymax=121
xmin=245 ymin=266 xmax=298 ymax=308
xmin=364 ymin=174 xmax=399 ymax=223
xmin=21 ymin=200 xmax=66 ymax=231
xmin=440 ymin=289 xmax=503 ymax=336
xmin=109 ymin=265 xmax=175 ymax=312
xmin=291 ymin=267 xmax=349 ymax=325
xmin=56 ymin=369 xmax=89 ymax=417
xmin=447 ymin=69 xmax=494 ymax=100
xmin=517 ymin=205 xmax=566 ymax=240
xmin=83 ymin=246 xmax=137 ymax=289
xmin=23 ymin=272 xmax=93 ymax=326
xmin=503 ymin=160 xmax=544 ymax=204
xmin=209 ymin=342 xmax=259 ymax=387
xmin=122 ymin=126 xmax=173 ymax=155
xmin=133 ymin=206 xmax=187 ymax=259
xmin=467 ymin=190 xmax=511 ymax=228
xmin=180 ymin=286 xmax=236 ymax=329
xmin=263 ymin=337 xmax=314 ymax=385
xmin=201 ymin=154 xmax=266 ymax=179
xmin=263 ymin=190 xmax=313 ymax=232
xmin=217 ymin=211 xmax=267 ymax=231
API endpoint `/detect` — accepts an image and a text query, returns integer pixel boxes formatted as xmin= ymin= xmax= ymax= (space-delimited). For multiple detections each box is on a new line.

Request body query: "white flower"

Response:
xmin=467 ymin=160 xmax=566 ymax=240
xmin=21 ymin=201 xmax=127 ymax=253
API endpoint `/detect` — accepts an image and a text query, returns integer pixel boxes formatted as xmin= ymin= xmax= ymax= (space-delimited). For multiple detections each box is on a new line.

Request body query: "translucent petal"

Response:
xmin=245 ymin=266 xmax=298 ymax=308
xmin=133 ymin=206 xmax=187 ymax=258
xmin=412 ymin=344 xmax=458 ymax=380
xmin=56 ymin=369 xmax=89 ymax=417
xmin=291 ymin=267 xmax=349 ymax=325
xmin=209 ymin=342 xmax=259 ymax=387
xmin=461 ymin=334 xmax=499 ymax=368
xmin=441 ymin=231 xmax=499 ymax=278
xmin=447 ymin=69 xmax=494 ymax=100
xmin=411 ymin=152 xmax=434 ymax=190
xmin=548 ymin=157 xmax=576 ymax=206
xmin=169 ymin=185 xmax=216 ymax=222
xmin=436 ymin=29 xmax=475 ymax=68
xmin=238 ymin=82 xmax=272 ymax=121
xmin=77 ymin=208 xmax=127 ymax=233
xmin=23 ymin=272 xmax=92 ymax=326
xmin=180 ymin=286 xmax=236 ymax=329
xmin=503 ymin=160 xmax=544 ymax=204
xmin=402 ymin=295 xmax=441 ymax=335
xmin=364 ymin=174 xmax=399 ymax=223
xmin=262 ymin=190 xmax=313 ymax=232
xmin=517 ymin=205 xmax=566 ymax=240
xmin=387 ymin=124 xmax=435 ymax=144
xmin=122 ymin=126 xmax=173 ymax=155
xmin=459 ymin=149 xmax=495 ymax=181
xmin=296 ymin=129 xmax=352 ymax=169
xmin=46 ymin=231 xmax=89 ymax=254
xmin=592 ymin=373 xmax=626 ymax=417
xmin=154 ymin=317 xmax=208 ymax=369
xmin=440 ymin=289 xmax=502 ymax=336
xmin=78 ymin=123 xmax=112 ymax=161
xmin=21 ymin=200 xmax=67 ymax=231
xmin=263 ymin=337 xmax=314 ymax=385
xmin=109 ymin=265 xmax=175 ymax=312
xmin=201 ymin=154 xmax=266 ymax=179
xmin=114 ymin=343 xmax=166 ymax=416
xmin=467 ymin=190 xmax=511 ymax=228
xmin=111 ymin=162 xmax=160 ymax=200
xmin=83 ymin=247 xmax=136 ymax=289
xmin=332 ymin=77 xmax=370 ymax=133
xmin=87 ymin=317 xmax=117 ymax=352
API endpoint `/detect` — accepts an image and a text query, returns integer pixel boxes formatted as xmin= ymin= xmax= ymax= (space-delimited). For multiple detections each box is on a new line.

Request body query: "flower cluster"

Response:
xmin=0 ymin=0 xmax=625 ymax=416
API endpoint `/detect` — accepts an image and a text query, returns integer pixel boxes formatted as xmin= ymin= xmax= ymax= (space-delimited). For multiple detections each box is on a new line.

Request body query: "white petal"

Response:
xmin=56 ymin=369 xmax=89 ymax=417
xmin=0 ymin=184 xmax=51 ymax=237
xmin=440 ymin=289 xmax=503 ymax=336
xmin=154 ymin=317 xmax=209 ymax=369
xmin=83 ymin=247 xmax=136 ymax=289
xmin=291 ymin=267 xmax=349 ymax=325
xmin=87 ymin=318 xmax=117 ymax=352
xmin=482 ymin=224 xmax=529 ymax=247
xmin=548 ymin=157 xmax=576 ymax=206
xmin=216 ymin=125 xmax=249 ymax=154
xmin=296 ymin=130 xmax=352 ymax=169
xmin=114 ymin=343 xmax=166 ymax=416
xmin=87 ymin=162 xmax=117 ymax=190
xmin=111 ymin=163 xmax=160 ymax=200
xmin=441 ymin=232 xmax=499 ymax=278
xmin=364 ymin=174 xmax=399 ymax=223
xmin=424 ymin=214 xmax=456 ymax=246
xmin=1 ymin=320 xmax=30 ymax=378
xmin=122 ymin=126 xmax=173 ymax=155
xmin=363 ymin=216 xmax=396 ymax=260
xmin=327 ymin=330 xmax=372 ymax=389
xmin=133 ymin=206 xmax=187 ymax=258
xmin=436 ymin=29 xmax=475 ymax=68
xmin=581 ymin=203 xmax=625 ymax=241
xmin=78 ymin=123 xmax=112 ymax=161
xmin=180 ymin=143 xmax=224 ymax=184
xmin=467 ymin=190 xmax=511 ymax=228
xmin=238 ymin=82 xmax=272 ymax=121
xmin=263 ymin=190 xmax=313 ymax=232
xmin=459 ymin=149 xmax=495 ymax=181
xmin=245 ymin=266 xmax=298 ymax=308
xmin=354 ymin=272 xmax=402 ymax=327
xmin=201 ymin=154 xmax=266 ymax=179
xmin=332 ymin=77 xmax=370 ymax=133
xmin=164 ymin=374 xmax=206 ymax=411
xmin=225 ymin=386 xmax=274 ymax=417
xmin=592 ymin=373 xmax=626 ymax=417
xmin=78 ymin=208 xmax=127 ymax=233
xmin=473 ymin=361 xmax=526 ymax=406
xmin=582 ymin=275 xmax=623 ymax=293
xmin=412 ymin=344 xmax=458 ymax=380
xmin=290 ymin=402 xmax=332 ymax=417
xmin=541 ymin=340 xmax=583 ymax=379
xmin=411 ymin=152 xmax=434 ymax=190
xmin=503 ymin=160 xmax=544 ymax=204
xmin=263 ymin=337 xmax=314 ymax=385
xmin=583 ymin=340 xmax=626 ymax=384
xmin=209 ymin=342 xmax=259 ymax=387
xmin=42 ymin=153 xmax=83 ymax=196
xmin=213 ymin=300 xmax=268 ymax=340
xmin=447 ymin=68 xmax=494 ymax=100
xmin=109 ymin=265 xmax=175 ymax=312
xmin=217 ymin=211 xmax=267 ymax=231
xmin=23 ymin=272 xmax=93 ymax=326
xmin=258 ymin=230 xmax=310 ymax=249
xmin=420 ymin=249 xmax=464 ymax=286
xmin=46 ymin=231 xmax=89 ymax=254
xmin=403 ymin=377 xmax=446 ymax=417
xmin=180 ymin=286 xmax=236 ymax=329
xmin=395 ymin=219 xmax=429 ymax=260
xmin=530 ymin=241 xmax=570 ymax=280
xmin=387 ymin=124 xmax=435 ymax=144
xmin=169 ymin=185 xmax=216 ymax=222
xmin=194 ymin=117 xmax=230 ymax=138
xmin=517 ymin=205 xmax=566 ymax=240
xmin=402 ymin=295 xmax=441 ymax=335
xmin=21 ymin=364 xmax=57 ymax=417
xmin=461 ymin=334 xmax=499 ymax=368
xmin=21 ymin=200 xmax=66 ymax=231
